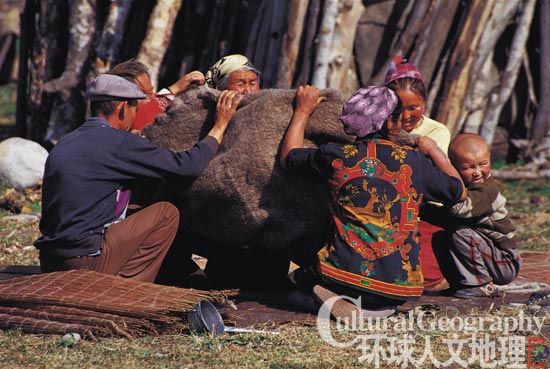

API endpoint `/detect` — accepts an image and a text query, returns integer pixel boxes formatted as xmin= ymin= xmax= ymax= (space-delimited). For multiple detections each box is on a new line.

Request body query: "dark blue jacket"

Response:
xmin=35 ymin=117 xmax=218 ymax=259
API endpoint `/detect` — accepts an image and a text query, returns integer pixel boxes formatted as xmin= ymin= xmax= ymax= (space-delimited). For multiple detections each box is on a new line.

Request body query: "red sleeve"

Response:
xmin=133 ymin=96 xmax=165 ymax=130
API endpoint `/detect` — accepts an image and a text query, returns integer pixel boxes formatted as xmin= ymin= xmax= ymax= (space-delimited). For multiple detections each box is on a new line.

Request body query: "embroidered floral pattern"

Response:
xmin=391 ymin=147 xmax=407 ymax=163
xmin=342 ymin=145 xmax=358 ymax=158
xmin=360 ymin=159 xmax=378 ymax=178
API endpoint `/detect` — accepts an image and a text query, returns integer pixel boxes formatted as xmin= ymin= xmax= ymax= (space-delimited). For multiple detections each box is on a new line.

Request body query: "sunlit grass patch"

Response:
xmin=500 ymin=179 xmax=550 ymax=251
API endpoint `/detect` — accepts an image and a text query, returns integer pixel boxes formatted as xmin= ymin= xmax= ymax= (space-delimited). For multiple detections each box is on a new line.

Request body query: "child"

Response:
xmin=447 ymin=133 xmax=521 ymax=298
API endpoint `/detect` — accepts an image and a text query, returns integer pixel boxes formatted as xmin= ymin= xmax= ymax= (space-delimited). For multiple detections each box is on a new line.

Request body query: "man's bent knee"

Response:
xmin=155 ymin=201 xmax=180 ymax=223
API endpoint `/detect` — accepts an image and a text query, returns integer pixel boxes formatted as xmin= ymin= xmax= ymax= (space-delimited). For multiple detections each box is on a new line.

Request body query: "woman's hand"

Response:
xmin=208 ymin=90 xmax=243 ymax=143
xmin=280 ymin=85 xmax=325 ymax=169
xmin=295 ymin=85 xmax=326 ymax=116
xmin=417 ymin=136 xmax=439 ymax=155
xmin=168 ymin=71 xmax=205 ymax=95
xmin=215 ymin=90 xmax=243 ymax=126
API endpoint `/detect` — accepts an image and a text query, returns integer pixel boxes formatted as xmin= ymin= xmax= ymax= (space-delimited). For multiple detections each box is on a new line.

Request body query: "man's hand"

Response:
xmin=168 ymin=71 xmax=205 ymax=95
xmin=208 ymin=90 xmax=243 ymax=143
xmin=295 ymin=85 xmax=326 ymax=116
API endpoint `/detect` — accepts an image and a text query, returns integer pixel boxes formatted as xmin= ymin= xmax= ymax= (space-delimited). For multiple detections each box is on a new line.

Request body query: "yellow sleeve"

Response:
xmin=411 ymin=116 xmax=451 ymax=155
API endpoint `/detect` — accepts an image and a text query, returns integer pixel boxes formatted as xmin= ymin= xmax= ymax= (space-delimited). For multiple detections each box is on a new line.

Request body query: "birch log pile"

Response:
xmin=13 ymin=0 xmax=548 ymax=173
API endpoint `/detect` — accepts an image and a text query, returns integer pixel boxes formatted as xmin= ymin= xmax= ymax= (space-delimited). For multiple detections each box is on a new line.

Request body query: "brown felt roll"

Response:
xmin=144 ymin=86 xmax=354 ymax=253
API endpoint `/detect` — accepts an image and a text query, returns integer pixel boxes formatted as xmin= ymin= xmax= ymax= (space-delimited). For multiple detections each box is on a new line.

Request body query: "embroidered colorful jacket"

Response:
xmin=287 ymin=135 xmax=463 ymax=300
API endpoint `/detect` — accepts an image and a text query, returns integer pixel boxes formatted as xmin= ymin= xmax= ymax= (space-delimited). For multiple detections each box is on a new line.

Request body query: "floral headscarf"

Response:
xmin=340 ymin=86 xmax=399 ymax=138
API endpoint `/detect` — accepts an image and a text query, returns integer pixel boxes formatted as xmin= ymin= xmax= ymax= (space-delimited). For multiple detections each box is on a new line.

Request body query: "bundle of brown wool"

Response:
xmin=144 ymin=86 xmax=354 ymax=254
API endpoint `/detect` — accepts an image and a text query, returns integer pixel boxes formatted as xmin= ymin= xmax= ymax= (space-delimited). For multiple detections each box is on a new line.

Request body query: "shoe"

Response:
xmin=312 ymin=284 xmax=396 ymax=320
xmin=454 ymin=283 xmax=499 ymax=299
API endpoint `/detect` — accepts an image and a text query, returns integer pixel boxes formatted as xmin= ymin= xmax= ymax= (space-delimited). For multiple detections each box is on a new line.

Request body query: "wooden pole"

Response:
xmin=434 ymin=0 xmax=495 ymax=135
xmin=530 ymin=0 xmax=550 ymax=144
xmin=93 ymin=0 xmax=135 ymax=74
xmin=327 ymin=0 xmax=365 ymax=94
xmin=458 ymin=0 xmax=521 ymax=133
xmin=480 ymin=0 xmax=536 ymax=146
xmin=294 ymin=0 xmax=321 ymax=86
xmin=276 ymin=0 xmax=309 ymax=88
xmin=312 ymin=0 xmax=338 ymax=88
xmin=41 ymin=0 xmax=96 ymax=145
xmin=137 ymin=0 xmax=184 ymax=90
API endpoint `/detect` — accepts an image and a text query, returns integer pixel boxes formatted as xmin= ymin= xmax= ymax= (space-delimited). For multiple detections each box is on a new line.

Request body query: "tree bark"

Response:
xmin=410 ymin=0 xmax=459 ymax=85
xmin=492 ymin=169 xmax=550 ymax=180
xmin=294 ymin=0 xmax=321 ymax=86
xmin=311 ymin=0 xmax=338 ymax=88
xmin=275 ymin=0 xmax=309 ymax=88
xmin=480 ymin=0 xmax=536 ymax=146
xmin=529 ymin=0 xmax=550 ymax=145
xmin=457 ymin=0 xmax=521 ymax=134
xmin=246 ymin=0 xmax=288 ymax=87
xmin=40 ymin=0 xmax=96 ymax=145
xmin=17 ymin=0 xmax=69 ymax=145
xmin=93 ymin=0 xmax=134 ymax=74
xmin=462 ymin=54 xmax=499 ymax=133
xmin=12 ymin=0 xmax=544 ymax=151
xmin=370 ymin=0 xmax=430 ymax=84
xmin=353 ymin=0 xmax=397 ymax=85
xmin=434 ymin=0 xmax=495 ymax=135
xmin=136 ymin=0 xmax=183 ymax=90
xmin=42 ymin=0 xmax=95 ymax=98
xmin=327 ymin=0 xmax=365 ymax=94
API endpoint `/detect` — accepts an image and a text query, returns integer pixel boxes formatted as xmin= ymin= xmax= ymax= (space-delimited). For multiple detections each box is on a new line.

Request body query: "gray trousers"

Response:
xmin=449 ymin=227 xmax=521 ymax=287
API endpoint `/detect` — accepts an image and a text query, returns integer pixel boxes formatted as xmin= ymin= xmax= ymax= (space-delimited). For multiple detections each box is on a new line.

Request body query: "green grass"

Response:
xmin=499 ymin=179 xmax=550 ymax=251
xmin=0 ymin=181 xmax=548 ymax=368
xmin=0 ymin=310 xmax=547 ymax=368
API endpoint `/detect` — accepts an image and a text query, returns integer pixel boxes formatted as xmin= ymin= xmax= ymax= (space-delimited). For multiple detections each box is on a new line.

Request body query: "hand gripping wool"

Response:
xmin=144 ymin=86 xmax=354 ymax=254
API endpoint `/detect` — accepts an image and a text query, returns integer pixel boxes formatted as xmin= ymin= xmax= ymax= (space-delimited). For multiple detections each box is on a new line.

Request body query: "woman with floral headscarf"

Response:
xmin=205 ymin=54 xmax=261 ymax=95
xmin=385 ymin=55 xmax=450 ymax=154
xmin=386 ymin=56 xmax=455 ymax=292
xmin=280 ymin=85 xmax=466 ymax=318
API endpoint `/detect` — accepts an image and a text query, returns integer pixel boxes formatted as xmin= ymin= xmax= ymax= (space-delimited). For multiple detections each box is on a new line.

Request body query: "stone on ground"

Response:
xmin=0 ymin=137 xmax=48 ymax=189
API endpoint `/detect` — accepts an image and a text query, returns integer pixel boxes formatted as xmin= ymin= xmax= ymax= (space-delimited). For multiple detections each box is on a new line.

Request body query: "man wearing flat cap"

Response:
xmin=35 ymin=74 xmax=242 ymax=283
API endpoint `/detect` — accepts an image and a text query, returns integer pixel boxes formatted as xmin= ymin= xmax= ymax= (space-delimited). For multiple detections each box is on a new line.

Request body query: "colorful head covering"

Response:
xmin=205 ymin=54 xmax=259 ymax=88
xmin=384 ymin=55 xmax=423 ymax=85
xmin=340 ymin=86 xmax=399 ymax=138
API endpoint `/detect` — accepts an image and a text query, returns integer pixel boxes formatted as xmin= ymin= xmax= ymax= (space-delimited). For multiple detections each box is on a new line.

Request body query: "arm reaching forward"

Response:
xmin=418 ymin=136 xmax=467 ymax=201
xmin=280 ymin=85 xmax=326 ymax=169
xmin=208 ymin=90 xmax=243 ymax=144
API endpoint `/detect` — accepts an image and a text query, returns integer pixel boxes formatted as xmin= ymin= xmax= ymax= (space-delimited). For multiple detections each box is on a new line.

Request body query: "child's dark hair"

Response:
xmin=386 ymin=77 xmax=427 ymax=101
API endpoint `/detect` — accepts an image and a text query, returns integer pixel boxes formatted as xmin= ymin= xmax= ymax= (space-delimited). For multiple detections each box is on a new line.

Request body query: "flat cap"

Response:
xmin=86 ymin=74 xmax=147 ymax=101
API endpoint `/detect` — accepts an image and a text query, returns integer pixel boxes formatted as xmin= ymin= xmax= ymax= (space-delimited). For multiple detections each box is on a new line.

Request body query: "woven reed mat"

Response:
xmin=0 ymin=270 xmax=227 ymax=340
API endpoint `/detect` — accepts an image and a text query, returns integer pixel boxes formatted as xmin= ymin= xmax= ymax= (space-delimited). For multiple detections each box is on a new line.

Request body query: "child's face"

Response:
xmin=454 ymin=147 xmax=491 ymax=186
